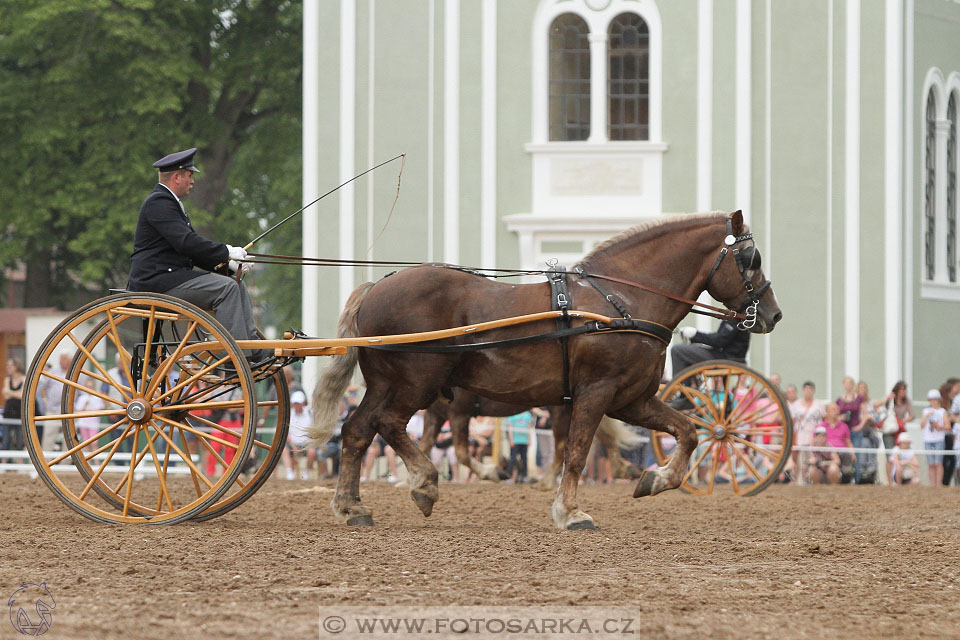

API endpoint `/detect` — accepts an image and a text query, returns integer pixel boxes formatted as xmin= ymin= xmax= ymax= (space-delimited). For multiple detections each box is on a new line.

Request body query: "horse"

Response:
xmin=307 ymin=210 xmax=782 ymax=529
xmin=418 ymin=392 xmax=644 ymax=487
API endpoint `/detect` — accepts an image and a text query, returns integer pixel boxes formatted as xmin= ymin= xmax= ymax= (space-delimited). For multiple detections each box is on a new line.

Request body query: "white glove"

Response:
xmin=226 ymin=244 xmax=247 ymax=261
xmin=679 ymin=326 xmax=697 ymax=340
xmin=228 ymin=260 xmax=252 ymax=275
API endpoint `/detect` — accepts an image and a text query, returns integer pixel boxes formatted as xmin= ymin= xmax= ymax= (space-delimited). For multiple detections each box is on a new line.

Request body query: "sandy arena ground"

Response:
xmin=1 ymin=474 xmax=959 ymax=639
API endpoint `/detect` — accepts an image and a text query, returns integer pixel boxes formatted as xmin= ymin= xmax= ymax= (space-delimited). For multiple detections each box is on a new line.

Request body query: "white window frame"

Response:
xmin=920 ymin=67 xmax=960 ymax=301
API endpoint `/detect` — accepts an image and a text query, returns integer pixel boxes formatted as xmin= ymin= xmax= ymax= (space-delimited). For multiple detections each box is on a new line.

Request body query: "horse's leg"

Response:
xmin=377 ymin=405 xmax=440 ymax=517
xmin=418 ymin=404 xmax=443 ymax=456
xmin=551 ymin=395 xmax=609 ymax=530
xmin=331 ymin=393 xmax=382 ymax=526
xmin=449 ymin=413 xmax=502 ymax=482
xmin=596 ymin=418 xmax=644 ymax=480
xmin=609 ymin=396 xmax=698 ymax=498
xmin=535 ymin=405 xmax=569 ymax=491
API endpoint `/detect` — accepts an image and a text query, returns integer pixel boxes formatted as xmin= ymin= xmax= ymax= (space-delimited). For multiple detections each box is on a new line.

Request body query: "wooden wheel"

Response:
xmin=653 ymin=360 xmax=793 ymax=496
xmin=22 ymin=293 xmax=257 ymax=524
xmin=193 ymin=359 xmax=290 ymax=521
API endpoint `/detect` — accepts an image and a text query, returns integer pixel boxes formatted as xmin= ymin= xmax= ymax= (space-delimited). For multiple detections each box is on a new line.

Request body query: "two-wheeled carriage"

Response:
xmin=20 ymin=292 xmax=643 ymax=524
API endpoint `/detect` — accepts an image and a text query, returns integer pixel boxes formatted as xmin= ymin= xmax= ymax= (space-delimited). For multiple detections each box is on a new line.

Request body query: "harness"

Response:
xmin=363 ymin=220 xmax=768 ymax=403
xmin=703 ymin=218 xmax=770 ymax=330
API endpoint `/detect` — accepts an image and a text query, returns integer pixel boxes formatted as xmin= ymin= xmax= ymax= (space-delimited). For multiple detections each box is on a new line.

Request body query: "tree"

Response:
xmin=0 ymin=0 xmax=302 ymax=328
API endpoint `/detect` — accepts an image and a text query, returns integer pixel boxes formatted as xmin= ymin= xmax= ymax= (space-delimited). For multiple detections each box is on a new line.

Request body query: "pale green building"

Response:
xmin=301 ymin=0 xmax=960 ymax=402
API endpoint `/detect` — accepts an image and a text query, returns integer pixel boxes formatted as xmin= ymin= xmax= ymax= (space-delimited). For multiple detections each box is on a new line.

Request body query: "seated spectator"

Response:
xmin=890 ymin=432 xmax=920 ymax=485
xmin=361 ymin=434 xmax=398 ymax=483
xmin=922 ymin=388 xmax=948 ymax=486
xmin=819 ymin=402 xmax=855 ymax=482
xmin=807 ymin=426 xmax=841 ymax=484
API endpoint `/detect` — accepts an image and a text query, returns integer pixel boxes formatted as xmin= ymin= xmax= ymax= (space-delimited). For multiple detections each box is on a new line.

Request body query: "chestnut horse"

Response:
xmin=308 ymin=211 xmax=782 ymax=529
xmin=418 ymin=392 xmax=644 ymax=486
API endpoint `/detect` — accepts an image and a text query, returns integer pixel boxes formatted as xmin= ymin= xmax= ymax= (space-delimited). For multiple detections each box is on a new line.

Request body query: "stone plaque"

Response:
xmin=551 ymin=157 xmax=644 ymax=196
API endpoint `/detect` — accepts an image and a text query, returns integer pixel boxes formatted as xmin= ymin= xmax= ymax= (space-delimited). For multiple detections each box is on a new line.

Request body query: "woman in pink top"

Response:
xmin=819 ymin=402 xmax=855 ymax=478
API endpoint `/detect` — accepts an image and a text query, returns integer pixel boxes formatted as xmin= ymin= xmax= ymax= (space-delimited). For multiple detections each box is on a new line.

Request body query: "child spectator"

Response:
xmin=74 ymin=378 xmax=105 ymax=453
xmin=807 ymin=426 xmax=841 ymax=484
xmin=818 ymin=402 xmax=855 ymax=482
xmin=505 ymin=410 xmax=535 ymax=483
xmin=790 ymin=382 xmax=825 ymax=485
xmin=429 ymin=420 xmax=459 ymax=482
xmin=890 ymin=432 xmax=920 ymax=485
xmin=282 ymin=391 xmax=315 ymax=480
xmin=922 ymin=388 xmax=948 ymax=486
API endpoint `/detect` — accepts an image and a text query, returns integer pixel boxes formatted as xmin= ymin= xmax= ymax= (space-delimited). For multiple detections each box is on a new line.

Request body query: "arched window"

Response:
xmin=607 ymin=12 xmax=649 ymax=141
xmin=549 ymin=13 xmax=590 ymax=141
xmin=925 ymin=89 xmax=937 ymax=281
xmin=948 ymin=93 xmax=957 ymax=282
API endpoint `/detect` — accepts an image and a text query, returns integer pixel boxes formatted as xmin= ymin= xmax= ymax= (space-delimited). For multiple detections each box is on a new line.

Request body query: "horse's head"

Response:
xmin=703 ymin=210 xmax=782 ymax=333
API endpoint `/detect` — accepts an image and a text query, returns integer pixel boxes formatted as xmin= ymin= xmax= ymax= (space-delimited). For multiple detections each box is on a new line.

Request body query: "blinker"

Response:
xmin=740 ymin=246 xmax=761 ymax=270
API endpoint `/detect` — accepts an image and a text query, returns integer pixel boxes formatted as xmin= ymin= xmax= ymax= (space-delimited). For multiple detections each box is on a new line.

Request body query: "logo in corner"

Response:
xmin=8 ymin=582 xmax=56 ymax=636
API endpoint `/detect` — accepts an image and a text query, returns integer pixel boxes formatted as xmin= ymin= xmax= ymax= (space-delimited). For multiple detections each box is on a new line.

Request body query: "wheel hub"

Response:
xmin=126 ymin=399 xmax=152 ymax=423
xmin=712 ymin=425 xmax=728 ymax=439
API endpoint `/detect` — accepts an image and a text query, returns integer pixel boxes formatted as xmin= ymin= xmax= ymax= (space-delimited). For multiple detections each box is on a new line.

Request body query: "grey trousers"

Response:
xmin=165 ymin=273 xmax=258 ymax=344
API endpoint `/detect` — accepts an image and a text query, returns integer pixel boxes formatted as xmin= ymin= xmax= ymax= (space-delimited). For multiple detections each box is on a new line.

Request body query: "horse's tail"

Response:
xmin=596 ymin=416 xmax=645 ymax=451
xmin=305 ymin=281 xmax=376 ymax=445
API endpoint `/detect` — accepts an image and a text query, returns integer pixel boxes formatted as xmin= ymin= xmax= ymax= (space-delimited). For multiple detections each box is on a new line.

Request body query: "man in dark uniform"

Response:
xmin=671 ymin=319 xmax=750 ymax=374
xmin=127 ymin=147 xmax=270 ymax=363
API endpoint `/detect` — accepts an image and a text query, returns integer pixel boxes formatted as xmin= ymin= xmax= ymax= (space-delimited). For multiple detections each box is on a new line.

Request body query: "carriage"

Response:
xmin=18 ymin=211 xmax=791 ymax=526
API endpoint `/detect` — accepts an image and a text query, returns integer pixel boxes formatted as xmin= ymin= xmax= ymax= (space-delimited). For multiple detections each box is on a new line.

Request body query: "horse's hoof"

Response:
xmin=567 ymin=520 xmax=597 ymax=531
xmin=346 ymin=515 xmax=375 ymax=526
xmin=633 ymin=470 xmax=657 ymax=498
xmin=411 ymin=490 xmax=435 ymax=517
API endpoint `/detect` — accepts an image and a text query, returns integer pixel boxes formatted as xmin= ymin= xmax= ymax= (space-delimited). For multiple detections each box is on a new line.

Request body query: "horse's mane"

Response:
xmin=581 ymin=211 xmax=728 ymax=263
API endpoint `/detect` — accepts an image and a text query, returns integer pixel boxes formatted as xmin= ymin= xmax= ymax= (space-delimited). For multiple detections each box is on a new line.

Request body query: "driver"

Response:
xmin=672 ymin=319 xmax=750 ymax=374
xmin=127 ymin=147 xmax=271 ymax=364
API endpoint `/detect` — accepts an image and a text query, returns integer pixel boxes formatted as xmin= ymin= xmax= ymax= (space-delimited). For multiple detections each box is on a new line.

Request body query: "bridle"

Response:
xmin=703 ymin=218 xmax=771 ymax=330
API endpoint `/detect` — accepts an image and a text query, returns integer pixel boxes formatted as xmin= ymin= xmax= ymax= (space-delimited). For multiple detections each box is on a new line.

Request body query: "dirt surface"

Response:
xmin=1 ymin=473 xmax=959 ymax=639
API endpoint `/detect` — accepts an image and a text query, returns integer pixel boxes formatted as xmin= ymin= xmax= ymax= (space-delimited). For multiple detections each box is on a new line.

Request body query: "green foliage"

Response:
xmin=0 ymin=0 xmax=302 ymax=328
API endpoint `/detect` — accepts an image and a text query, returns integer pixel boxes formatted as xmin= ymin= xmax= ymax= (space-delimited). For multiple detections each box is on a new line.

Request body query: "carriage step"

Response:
xmin=179 ymin=357 xmax=224 ymax=383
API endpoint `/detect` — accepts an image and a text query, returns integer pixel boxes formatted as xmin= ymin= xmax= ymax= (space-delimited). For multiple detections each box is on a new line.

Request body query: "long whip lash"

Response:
xmin=364 ymin=153 xmax=406 ymax=257
xmin=244 ymin=153 xmax=405 ymax=251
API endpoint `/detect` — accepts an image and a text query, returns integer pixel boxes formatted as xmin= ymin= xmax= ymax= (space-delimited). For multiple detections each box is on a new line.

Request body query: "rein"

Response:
xmin=245 ymin=253 xmax=747 ymax=322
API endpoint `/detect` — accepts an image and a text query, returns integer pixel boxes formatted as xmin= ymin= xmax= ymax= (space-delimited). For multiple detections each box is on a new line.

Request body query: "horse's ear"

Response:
xmin=729 ymin=209 xmax=744 ymax=232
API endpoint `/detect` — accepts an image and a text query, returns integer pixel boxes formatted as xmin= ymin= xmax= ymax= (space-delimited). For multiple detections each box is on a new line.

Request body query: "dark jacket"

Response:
xmin=127 ymin=184 xmax=229 ymax=292
xmin=692 ymin=320 xmax=750 ymax=360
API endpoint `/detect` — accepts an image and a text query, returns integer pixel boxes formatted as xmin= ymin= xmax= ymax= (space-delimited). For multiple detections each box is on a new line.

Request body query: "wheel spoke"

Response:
xmin=121 ymin=426 xmax=142 ymax=517
xmin=725 ymin=442 xmax=740 ymax=494
xmin=77 ymin=422 xmax=135 ymax=500
xmin=725 ymin=377 xmax=763 ymax=424
xmin=139 ymin=307 xmax=158 ymax=396
xmin=112 ymin=427 xmax=164 ymax=493
xmin=707 ymin=441 xmax=721 ymax=494
xmin=38 ymin=370 xmax=128 ymax=412
xmin=730 ymin=434 xmax=779 ymax=460
xmin=50 ymin=417 xmax=130 ymax=466
xmin=142 ymin=425 xmax=175 ymax=513
xmin=153 ymin=354 xmax=232 ymax=405
xmin=151 ymin=425 xmax=215 ymax=490
xmin=65 ymin=330 xmax=133 ymax=404
xmin=145 ymin=320 xmax=200 ymax=398
xmin=730 ymin=440 xmax=764 ymax=481
xmin=155 ymin=415 xmax=242 ymax=450
xmin=682 ymin=438 xmax=716 ymax=484
xmin=76 ymin=368 xmax=133 ymax=405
